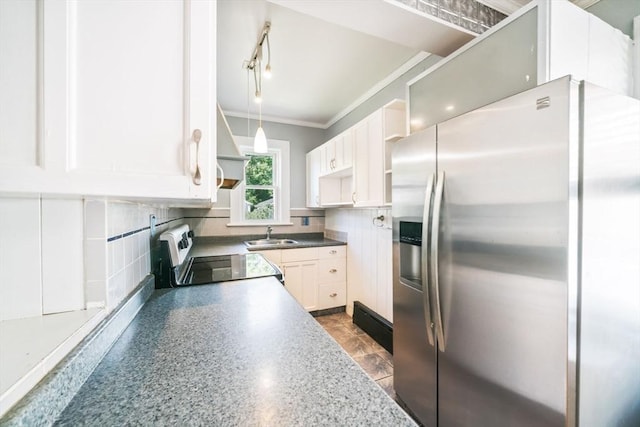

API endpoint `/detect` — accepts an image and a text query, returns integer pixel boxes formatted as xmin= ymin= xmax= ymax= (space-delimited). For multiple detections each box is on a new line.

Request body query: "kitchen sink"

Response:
xmin=244 ymin=239 xmax=299 ymax=247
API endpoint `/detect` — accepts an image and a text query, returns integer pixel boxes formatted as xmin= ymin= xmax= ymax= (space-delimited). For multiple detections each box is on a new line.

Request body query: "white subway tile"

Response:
xmin=0 ymin=197 xmax=42 ymax=320
xmin=84 ymin=200 xmax=107 ymax=239
xmin=112 ymin=238 xmax=125 ymax=275
xmin=125 ymin=263 xmax=135 ymax=294
xmin=137 ymin=257 xmax=145 ymax=283
xmin=140 ymin=230 xmax=150 ymax=257
xmin=143 ymin=252 xmax=151 ymax=276
xmin=41 ymin=198 xmax=84 ymax=314
xmin=85 ymin=239 xmax=107 ymax=282
xmin=85 ymin=280 xmax=106 ymax=306
xmin=124 ymin=234 xmax=136 ymax=265
xmin=107 ymin=270 xmax=125 ymax=309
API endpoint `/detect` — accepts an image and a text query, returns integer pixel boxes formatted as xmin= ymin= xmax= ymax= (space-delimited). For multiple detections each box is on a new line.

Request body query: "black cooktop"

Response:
xmin=185 ymin=253 xmax=282 ymax=285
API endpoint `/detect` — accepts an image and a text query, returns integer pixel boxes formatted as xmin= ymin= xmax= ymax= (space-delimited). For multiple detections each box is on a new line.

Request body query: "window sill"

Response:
xmin=226 ymin=222 xmax=294 ymax=227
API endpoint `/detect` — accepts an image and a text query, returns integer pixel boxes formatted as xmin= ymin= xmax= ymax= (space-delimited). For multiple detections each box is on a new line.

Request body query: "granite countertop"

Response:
xmin=190 ymin=233 xmax=346 ymax=258
xmin=54 ymin=278 xmax=416 ymax=426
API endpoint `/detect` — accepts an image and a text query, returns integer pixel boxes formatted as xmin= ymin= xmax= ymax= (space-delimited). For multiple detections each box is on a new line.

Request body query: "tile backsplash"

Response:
xmin=85 ymin=201 xmax=183 ymax=311
xmin=0 ymin=197 xmax=183 ymax=321
xmin=183 ymin=208 xmax=325 ymax=237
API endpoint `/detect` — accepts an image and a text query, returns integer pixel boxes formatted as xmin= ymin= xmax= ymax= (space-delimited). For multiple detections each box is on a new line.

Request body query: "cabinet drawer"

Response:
xmin=317 ymin=282 xmax=346 ymax=310
xmin=281 ymin=247 xmax=319 ymax=263
xmin=318 ymin=245 xmax=346 ymax=259
xmin=318 ymin=258 xmax=346 ymax=283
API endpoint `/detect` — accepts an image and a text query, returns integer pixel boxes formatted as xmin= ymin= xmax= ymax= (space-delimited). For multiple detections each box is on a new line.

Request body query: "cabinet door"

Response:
xmin=282 ymin=261 xmax=318 ymax=311
xmin=353 ymin=110 xmax=384 ymax=207
xmin=306 ymin=148 xmax=321 ymax=208
xmin=319 ymin=139 xmax=336 ymax=175
xmin=0 ymin=0 xmax=216 ymax=202
xmin=334 ymin=130 xmax=353 ymax=170
xmin=0 ymin=0 xmax=39 ymax=177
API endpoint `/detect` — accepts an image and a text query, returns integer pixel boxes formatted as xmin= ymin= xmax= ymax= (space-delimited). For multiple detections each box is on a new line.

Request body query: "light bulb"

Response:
xmin=255 ymin=90 xmax=262 ymax=104
xmin=264 ymin=64 xmax=272 ymax=79
xmin=254 ymin=127 xmax=268 ymax=153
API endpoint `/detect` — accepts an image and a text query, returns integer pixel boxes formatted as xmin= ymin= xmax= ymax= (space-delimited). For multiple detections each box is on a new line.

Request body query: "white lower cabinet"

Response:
xmin=255 ymin=245 xmax=346 ymax=311
xmin=316 ymin=246 xmax=347 ymax=310
xmin=282 ymin=261 xmax=318 ymax=311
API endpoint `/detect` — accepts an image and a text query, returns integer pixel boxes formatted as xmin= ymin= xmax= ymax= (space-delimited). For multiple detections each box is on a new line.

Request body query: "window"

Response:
xmin=244 ymin=153 xmax=275 ymax=220
xmin=230 ymin=136 xmax=290 ymax=225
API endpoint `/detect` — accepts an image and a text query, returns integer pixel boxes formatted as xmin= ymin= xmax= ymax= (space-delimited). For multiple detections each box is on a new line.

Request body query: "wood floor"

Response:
xmin=315 ymin=312 xmax=395 ymax=400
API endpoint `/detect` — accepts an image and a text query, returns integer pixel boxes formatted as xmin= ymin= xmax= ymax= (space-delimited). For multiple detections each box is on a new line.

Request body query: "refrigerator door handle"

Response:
xmin=431 ymin=171 xmax=446 ymax=352
xmin=421 ymin=173 xmax=436 ymax=346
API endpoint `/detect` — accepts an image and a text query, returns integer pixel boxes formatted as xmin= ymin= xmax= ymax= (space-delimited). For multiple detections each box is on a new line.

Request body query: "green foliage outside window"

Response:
xmin=244 ymin=154 xmax=275 ymax=220
xmin=245 ymin=155 xmax=273 ymax=186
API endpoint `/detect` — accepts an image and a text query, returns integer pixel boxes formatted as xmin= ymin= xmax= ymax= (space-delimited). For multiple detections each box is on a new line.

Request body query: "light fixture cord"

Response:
xmin=259 ymin=82 xmax=262 ymax=129
xmin=253 ymin=60 xmax=261 ymax=99
xmin=256 ymin=58 xmax=262 ymax=124
xmin=247 ymin=67 xmax=250 ymax=137
xmin=265 ymin=33 xmax=271 ymax=68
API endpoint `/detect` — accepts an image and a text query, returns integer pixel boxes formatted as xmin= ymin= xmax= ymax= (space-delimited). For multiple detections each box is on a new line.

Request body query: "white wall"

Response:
xmin=325 ymin=208 xmax=393 ymax=322
xmin=224 ymin=116 xmax=326 ymax=209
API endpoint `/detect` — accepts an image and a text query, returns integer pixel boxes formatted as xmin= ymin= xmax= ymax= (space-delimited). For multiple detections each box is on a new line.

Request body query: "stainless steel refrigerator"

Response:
xmin=392 ymin=76 xmax=640 ymax=427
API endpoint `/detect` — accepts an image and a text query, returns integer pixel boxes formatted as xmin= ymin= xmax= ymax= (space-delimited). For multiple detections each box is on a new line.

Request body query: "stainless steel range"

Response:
xmin=154 ymin=225 xmax=283 ymax=288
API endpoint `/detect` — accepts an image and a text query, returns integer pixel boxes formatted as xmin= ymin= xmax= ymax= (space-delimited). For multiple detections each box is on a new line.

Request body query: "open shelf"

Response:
xmin=384 ymin=134 xmax=405 ymax=142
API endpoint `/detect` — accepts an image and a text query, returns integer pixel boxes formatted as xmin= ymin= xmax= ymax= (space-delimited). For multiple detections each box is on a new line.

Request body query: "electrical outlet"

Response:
xmin=301 ymin=216 xmax=309 ymax=226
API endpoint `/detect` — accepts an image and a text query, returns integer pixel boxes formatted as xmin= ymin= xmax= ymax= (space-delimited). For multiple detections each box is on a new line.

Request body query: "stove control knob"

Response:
xmin=187 ymin=230 xmax=195 ymax=238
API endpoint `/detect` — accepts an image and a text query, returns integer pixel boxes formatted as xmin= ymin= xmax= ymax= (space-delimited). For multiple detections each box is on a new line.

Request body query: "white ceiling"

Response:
xmin=217 ymin=0 xmax=473 ymax=128
xmin=216 ymin=0 xmax=600 ymax=129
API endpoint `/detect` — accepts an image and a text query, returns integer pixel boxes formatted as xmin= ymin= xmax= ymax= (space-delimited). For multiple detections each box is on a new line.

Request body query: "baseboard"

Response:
xmin=353 ymin=301 xmax=393 ymax=354
xmin=310 ymin=306 xmax=346 ymax=317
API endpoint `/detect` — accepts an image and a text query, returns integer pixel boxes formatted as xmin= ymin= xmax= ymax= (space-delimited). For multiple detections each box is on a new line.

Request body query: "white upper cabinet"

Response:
xmin=312 ymin=100 xmax=405 ymax=208
xmin=0 ymin=0 xmax=217 ymax=203
xmin=320 ymin=130 xmax=353 ymax=175
xmin=306 ymin=147 xmax=321 ymax=208
xmin=0 ymin=0 xmax=39 ymax=172
xmin=353 ymin=100 xmax=406 ymax=207
xmin=353 ymin=110 xmax=384 ymax=207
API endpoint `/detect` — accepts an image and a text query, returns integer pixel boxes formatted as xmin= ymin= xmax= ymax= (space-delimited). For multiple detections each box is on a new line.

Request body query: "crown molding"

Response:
xmin=222 ymin=111 xmax=327 ymax=129
xmin=324 ymin=52 xmax=430 ymax=128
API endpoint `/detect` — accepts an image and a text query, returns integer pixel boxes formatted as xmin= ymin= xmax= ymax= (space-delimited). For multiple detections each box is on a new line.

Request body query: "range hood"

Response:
xmin=216 ymin=104 xmax=248 ymax=189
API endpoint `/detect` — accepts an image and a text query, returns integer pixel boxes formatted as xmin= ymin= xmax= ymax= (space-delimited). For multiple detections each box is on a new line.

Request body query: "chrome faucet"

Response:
xmin=266 ymin=225 xmax=273 ymax=240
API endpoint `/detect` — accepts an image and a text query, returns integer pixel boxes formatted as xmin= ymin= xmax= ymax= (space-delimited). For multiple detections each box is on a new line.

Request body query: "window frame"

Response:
xmin=229 ymin=136 xmax=291 ymax=226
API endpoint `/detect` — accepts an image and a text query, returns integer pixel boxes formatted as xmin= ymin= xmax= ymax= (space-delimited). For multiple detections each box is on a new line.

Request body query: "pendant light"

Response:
xmin=245 ymin=22 xmax=271 ymax=154
xmin=254 ymin=99 xmax=267 ymax=153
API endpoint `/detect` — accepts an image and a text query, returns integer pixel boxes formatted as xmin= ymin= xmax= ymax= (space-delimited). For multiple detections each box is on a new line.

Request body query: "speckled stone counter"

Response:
xmin=190 ymin=233 xmax=346 ymax=258
xmin=54 ymin=278 xmax=415 ymax=426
